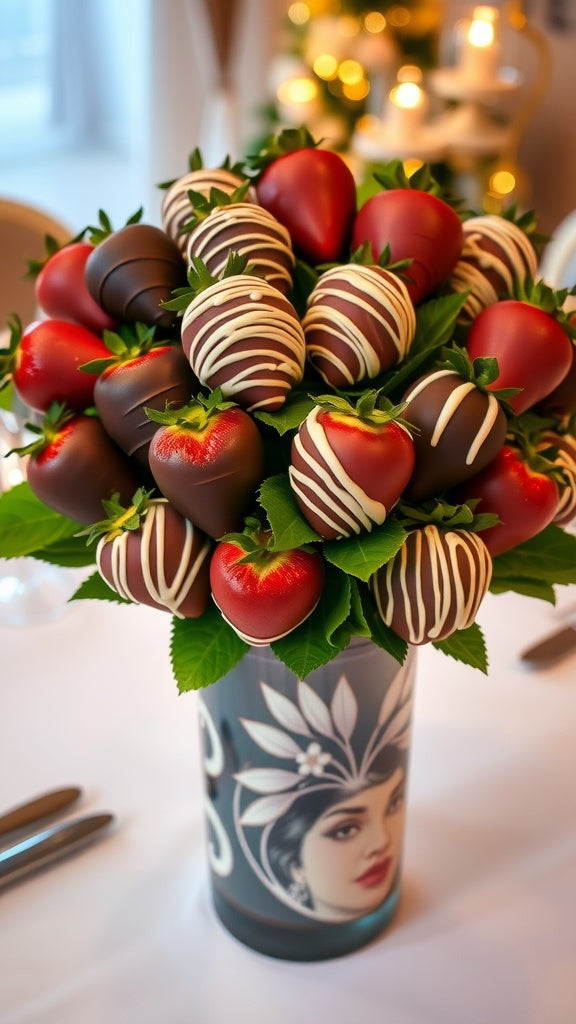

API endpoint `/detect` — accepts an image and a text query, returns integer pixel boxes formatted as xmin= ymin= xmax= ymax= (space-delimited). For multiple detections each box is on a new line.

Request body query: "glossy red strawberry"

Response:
xmin=20 ymin=403 xmax=141 ymax=524
xmin=34 ymin=240 xmax=117 ymax=333
xmin=210 ymin=528 xmax=324 ymax=645
xmin=289 ymin=393 xmax=415 ymax=540
xmin=94 ymin=490 xmax=211 ymax=618
xmin=147 ymin=390 xmax=265 ymax=538
xmin=0 ymin=316 xmax=111 ymax=413
xmin=351 ymin=165 xmax=463 ymax=304
xmin=454 ymin=443 xmax=560 ymax=557
xmin=252 ymin=127 xmax=357 ymax=263
xmin=82 ymin=324 xmax=196 ymax=472
xmin=465 ymin=287 xmax=574 ymax=415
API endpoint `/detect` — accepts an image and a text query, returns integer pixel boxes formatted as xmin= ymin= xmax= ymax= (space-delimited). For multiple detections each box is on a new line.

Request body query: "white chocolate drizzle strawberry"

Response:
xmin=404 ymin=369 xmax=502 ymax=465
xmin=186 ymin=203 xmax=295 ymax=295
xmin=161 ymin=168 xmax=252 ymax=255
xmin=289 ymin=406 xmax=388 ymax=538
xmin=371 ymin=524 xmax=492 ymax=644
xmin=302 ymin=264 xmax=416 ymax=388
xmin=181 ymin=275 xmax=306 ymax=411
xmin=97 ymin=499 xmax=211 ymax=618
xmin=448 ymin=215 xmax=538 ymax=320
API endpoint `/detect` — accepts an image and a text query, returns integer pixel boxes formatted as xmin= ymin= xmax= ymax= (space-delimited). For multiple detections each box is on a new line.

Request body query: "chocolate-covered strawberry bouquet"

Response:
xmin=1 ymin=128 xmax=576 ymax=689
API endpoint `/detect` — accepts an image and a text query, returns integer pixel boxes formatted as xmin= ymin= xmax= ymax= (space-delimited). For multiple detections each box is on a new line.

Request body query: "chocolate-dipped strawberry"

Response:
xmin=400 ymin=353 xmax=508 ymax=502
xmin=82 ymin=323 xmax=196 ymax=472
xmin=17 ymin=402 xmax=141 ymax=524
xmin=146 ymin=388 xmax=265 ymax=538
xmin=186 ymin=196 xmax=295 ymax=296
xmin=371 ymin=522 xmax=492 ymax=644
xmin=289 ymin=392 xmax=415 ymax=539
xmin=93 ymin=489 xmax=211 ymax=618
xmin=302 ymin=260 xmax=416 ymax=388
xmin=84 ymin=212 xmax=187 ymax=330
xmin=538 ymin=429 xmax=576 ymax=525
xmin=160 ymin=149 xmax=253 ymax=256
xmin=446 ymin=213 xmax=538 ymax=321
xmin=166 ymin=253 xmax=305 ymax=413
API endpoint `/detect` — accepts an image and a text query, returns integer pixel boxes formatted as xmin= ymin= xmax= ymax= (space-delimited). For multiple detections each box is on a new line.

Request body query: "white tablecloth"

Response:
xmin=1 ymin=584 xmax=575 ymax=1024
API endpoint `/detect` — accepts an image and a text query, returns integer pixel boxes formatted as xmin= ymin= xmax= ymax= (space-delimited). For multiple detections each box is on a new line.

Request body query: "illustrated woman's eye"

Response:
xmin=323 ymin=821 xmax=361 ymax=841
xmin=388 ymin=787 xmax=405 ymax=815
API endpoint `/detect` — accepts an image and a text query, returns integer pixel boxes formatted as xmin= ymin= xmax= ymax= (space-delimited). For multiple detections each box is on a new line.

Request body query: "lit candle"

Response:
xmin=459 ymin=7 xmax=500 ymax=86
xmin=386 ymin=80 xmax=427 ymax=140
xmin=276 ymin=75 xmax=321 ymax=125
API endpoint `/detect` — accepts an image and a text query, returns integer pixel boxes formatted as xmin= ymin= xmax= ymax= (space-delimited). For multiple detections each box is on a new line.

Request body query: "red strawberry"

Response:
xmin=0 ymin=316 xmax=112 ymax=414
xmin=289 ymin=393 xmax=415 ymax=540
xmin=209 ymin=527 xmax=324 ymax=645
xmin=147 ymin=389 xmax=265 ymax=539
xmin=33 ymin=240 xmax=117 ymax=334
xmin=251 ymin=127 xmax=357 ymax=263
xmin=351 ymin=164 xmax=463 ymax=304
xmin=82 ymin=324 xmax=196 ymax=471
xmin=20 ymin=403 xmax=140 ymax=524
xmin=371 ymin=523 xmax=492 ymax=644
xmin=94 ymin=490 xmax=211 ymax=618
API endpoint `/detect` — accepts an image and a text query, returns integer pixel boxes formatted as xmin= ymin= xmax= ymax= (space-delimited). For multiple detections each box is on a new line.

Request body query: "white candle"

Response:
xmin=460 ymin=7 xmax=500 ymax=86
xmin=386 ymin=81 xmax=427 ymax=140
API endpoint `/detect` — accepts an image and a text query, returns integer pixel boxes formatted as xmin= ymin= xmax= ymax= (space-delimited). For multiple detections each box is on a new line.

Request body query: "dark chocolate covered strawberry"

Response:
xmin=401 ymin=353 xmax=508 ymax=502
xmin=93 ymin=489 xmax=211 ymax=618
xmin=302 ymin=260 xmax=415 ymax=388
xmin=82 ymin=323 xmax=196 ymax=471
xmin=209 ymin=525 xmax=324 ymax=645
xmin=289 ymin=392 xmax=415 ymax=539
xmin=166 ymin=253 xmax=305 ymax=412
xmin=84 ymin=211 xmax=187 ymax=330
xmin=147 ymin=388 xmax=265 ymax=538
xmin=371 ymin=522 xmax=492 ymax=644
xmin=17 ymin=402 xmax=140 ymax=524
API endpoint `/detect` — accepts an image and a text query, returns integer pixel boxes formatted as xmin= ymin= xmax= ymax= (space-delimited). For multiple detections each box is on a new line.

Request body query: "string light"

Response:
xmin=288 ymin=2 xmax=310 ymax=26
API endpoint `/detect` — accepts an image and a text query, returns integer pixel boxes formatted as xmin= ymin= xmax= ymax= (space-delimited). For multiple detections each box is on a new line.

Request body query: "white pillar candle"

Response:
xmin=459 ymin=7 xmax=500 ymax=86
xmin=386 ymin=81 xmax=427 ymax=140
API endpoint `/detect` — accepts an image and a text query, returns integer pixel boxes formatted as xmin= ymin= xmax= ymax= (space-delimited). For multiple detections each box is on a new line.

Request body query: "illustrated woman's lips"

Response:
xmin=354 ymin=856 xmax=392 ymax=889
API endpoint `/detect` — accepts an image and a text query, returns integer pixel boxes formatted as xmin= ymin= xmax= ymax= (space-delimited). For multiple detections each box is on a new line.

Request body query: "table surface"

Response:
xmin=1 ymin=576 xmax=575 ymax=1024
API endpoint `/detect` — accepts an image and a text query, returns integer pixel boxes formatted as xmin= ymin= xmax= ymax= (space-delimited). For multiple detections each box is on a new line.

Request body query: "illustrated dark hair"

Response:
xmin=267 ymin=743 xmax=407 ymax=890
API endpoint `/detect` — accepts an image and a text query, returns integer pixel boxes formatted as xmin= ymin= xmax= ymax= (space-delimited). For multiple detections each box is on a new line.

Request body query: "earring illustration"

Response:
xmin=288 ymin=878 xmax=310 ymax=905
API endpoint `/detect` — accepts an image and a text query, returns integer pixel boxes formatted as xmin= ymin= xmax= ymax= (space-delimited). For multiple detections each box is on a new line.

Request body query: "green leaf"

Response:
xmin=255 ymin=391 xmax=316 ymax=434
xmin=358 ymin=587 xmax=408 ymax=663
xmin=69 ymin=570 xmax=130 ymax=604
xmin=171 ymin=602 xmax=249 ymax=691
xmin=491 ymin=525 xmax=576 ymax=586
xmin=432 ymin=622 xmax=489 ymax=674
xmin=488 ymin=575 xmax=556 ymax=602
xmin=258 ymin=474 xmax=321 ymax=549
xmin=29 ymin=535 xmax=96 ymax=568
xmin=323 ymin=518 xmax=407 ymax=581
xmin=271 ymin=564 xmax=352 ymax=676
xmin=0 ymin=483 xmax=81 ymax=558
xmin=378 ymin=292 xmax=467 ymax=399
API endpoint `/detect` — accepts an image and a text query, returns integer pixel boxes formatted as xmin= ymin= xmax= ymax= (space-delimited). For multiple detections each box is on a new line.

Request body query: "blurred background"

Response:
xmin=0 ymin=0 xmax=574 ymax=240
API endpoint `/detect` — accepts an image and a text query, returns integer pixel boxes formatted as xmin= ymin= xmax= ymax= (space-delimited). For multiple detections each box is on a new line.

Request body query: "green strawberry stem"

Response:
xmin=78 ymin=487 xmax=155 ymax=545
xmin=160 ymin=251 xmax=257 ymax=314
xmin=314 ymin=389 xmax=414 ymax=432
xmin=6 ymin=401 xmax=75 ymax=459
xmin=144 ymin=387 xmax=237 ymax=430
xmin=179 ymin=180 xmax=251 ymax=235
xmin=394 ymin=497 xmax=499 ymax=533
xmin=80 ymin=322 xmax=160 ymax=375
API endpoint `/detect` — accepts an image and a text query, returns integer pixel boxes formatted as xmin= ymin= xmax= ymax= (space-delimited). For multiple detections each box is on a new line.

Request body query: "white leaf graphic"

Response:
xmin=298 ymin=681 xmax=334 ymax=738
xmin=331 ymin=675 xmax=357 ymax=742
xmin=260 ymin=683 xmax=311 ymax=736
xmin=233 ymin=768 xmax=303 ymax=794
xmin=239 ymin=790 xmax=299 ymax=826
xmin=378 ymin=661 xmax=410 ymax=727
xmin=240 ymin=718 xmax=303 ymax=759
xmin=379 ymin=698 xmax=413 ymax=747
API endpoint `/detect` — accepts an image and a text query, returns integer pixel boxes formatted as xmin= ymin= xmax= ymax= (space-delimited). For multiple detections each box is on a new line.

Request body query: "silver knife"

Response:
xmin=520 ymin=624 xmax=576 ymax=665
xmin=0 ymin=786 xmax=82 ymax=840
xmin=0 ymin=813 xmax=115 ymax=890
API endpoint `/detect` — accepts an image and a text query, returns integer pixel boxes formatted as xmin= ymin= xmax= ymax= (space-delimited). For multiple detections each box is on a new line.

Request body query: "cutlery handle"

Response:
xmin=0 ymin=814 xmax=115 ymax=889
xmin=0 ymin=786 xmax=82 ymax=840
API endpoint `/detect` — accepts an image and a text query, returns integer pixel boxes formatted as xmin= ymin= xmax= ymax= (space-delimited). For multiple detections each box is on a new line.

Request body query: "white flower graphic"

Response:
xmin=296 ymin=741 xmax=331 ymax=776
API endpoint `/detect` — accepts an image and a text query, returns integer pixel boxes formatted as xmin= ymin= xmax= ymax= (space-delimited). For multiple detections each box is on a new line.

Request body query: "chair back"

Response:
xmin=0 ymin=199 xmax=72 ymax=331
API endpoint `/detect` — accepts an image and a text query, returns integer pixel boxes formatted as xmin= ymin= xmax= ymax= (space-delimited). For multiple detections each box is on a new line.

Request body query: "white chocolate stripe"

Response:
xmin=404 ymin=369 xmax=500 ymax=465
xmin=450 ymin=215 xmax=537 ymax=316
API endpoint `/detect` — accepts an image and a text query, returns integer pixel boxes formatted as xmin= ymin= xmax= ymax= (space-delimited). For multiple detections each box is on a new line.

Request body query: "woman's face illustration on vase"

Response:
xmin=291 ymin=768 xmax=406 ymax=921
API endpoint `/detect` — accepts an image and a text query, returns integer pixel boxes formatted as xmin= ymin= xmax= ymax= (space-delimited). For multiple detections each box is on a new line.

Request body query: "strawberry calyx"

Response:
xmin=314 ymin=389 xmax=414 ymax=433
xmin=245 ymin=125 xmax=320 ymax=177
xmin=179 ymin=179 xmax=252 ymax=235
xmin=6 ymin=400 xmax=76 ymax=459
xmin=156 ymin=148 xmax=246 ymax=191
xmin=506 ymin=413 xmax=570 ymax=486
xmin=221 ymin=517 xmax=314 ymax=566
xmin=511 ymin=276 xmax=576 ymax=337
xmin=438 ymin=346 xmax=521 ymax=408
xmin=394 ymin=496 xmax=499 ymax=534
xmin=371 ymin=160 xmax=462 ymax=211
xmin=25 ymin=227 xmax=88 ymax=279
xmin=160 ymin=251 xmax=258 ymax=314
xmin=78 ymin=486 xmax=156 ymax=545
xmin=80 ymin=322 xmax=161 ymax=375
xmin=144 ymin=387 xmax=237 ymax=432
xmin=85 ymin=208 xmax=143 ymax=246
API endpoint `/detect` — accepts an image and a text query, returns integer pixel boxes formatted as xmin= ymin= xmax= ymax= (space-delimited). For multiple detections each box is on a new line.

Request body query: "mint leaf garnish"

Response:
xmin=432 ymin=621 xmax=488 ymax=673
xmin=0 ymin=482 xmax=81 ymax=558
xmin=171 ymin=602 xmax=249 ymax=691
xmin=258 ymin=474 xmax=321 ymax=549
xmin=70 ymin=570 xmax=130 ymax=603
xmin=323 ymin=518 xmax=407 ymax=581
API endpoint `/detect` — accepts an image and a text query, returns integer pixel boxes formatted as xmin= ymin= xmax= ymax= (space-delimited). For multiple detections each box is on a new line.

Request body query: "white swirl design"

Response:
xmin=449 ymin=215 xmax=538 ymax=320
xmin=303 ymin=264 xmax=416 ymax=386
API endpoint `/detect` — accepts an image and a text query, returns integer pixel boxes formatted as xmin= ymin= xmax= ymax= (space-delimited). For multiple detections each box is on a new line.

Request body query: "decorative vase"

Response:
xmin=198 ymin=639 xmax=416 ymax=961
